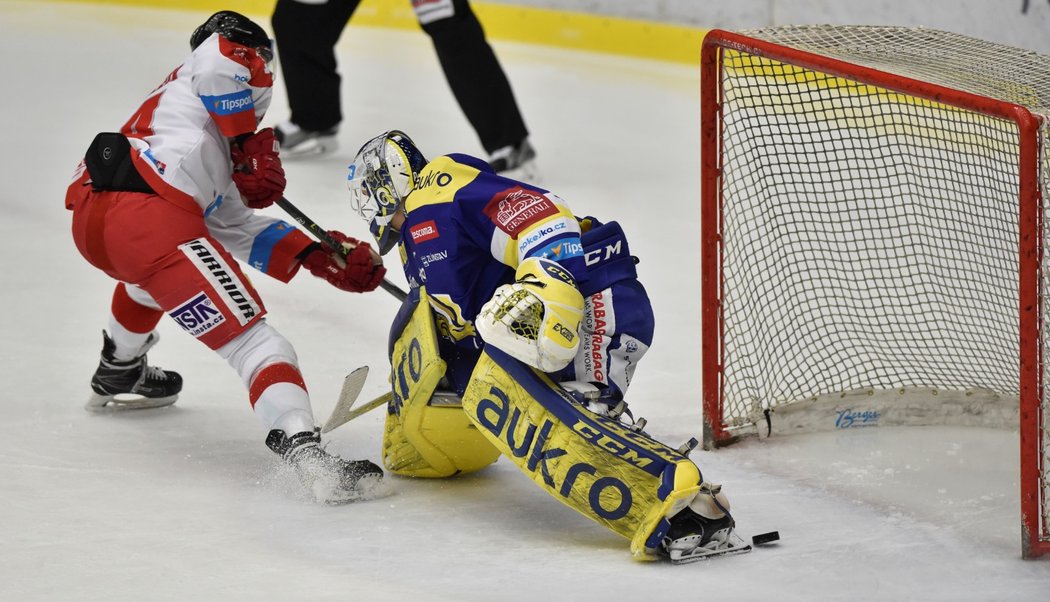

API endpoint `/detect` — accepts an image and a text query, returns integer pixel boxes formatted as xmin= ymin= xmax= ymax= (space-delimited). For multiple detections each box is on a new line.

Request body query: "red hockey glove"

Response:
xmin=299 ymin=231 xmax=387 ymax=293
xmin=231 ymin=128 xmax=286 ymax=209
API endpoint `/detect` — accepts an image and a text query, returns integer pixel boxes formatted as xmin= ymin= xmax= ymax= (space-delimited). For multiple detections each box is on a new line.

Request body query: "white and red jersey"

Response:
xmin=121 ymin=33 xmax=272 ymax=214
xmin=66 ymin=33 xmax=312 ymax=282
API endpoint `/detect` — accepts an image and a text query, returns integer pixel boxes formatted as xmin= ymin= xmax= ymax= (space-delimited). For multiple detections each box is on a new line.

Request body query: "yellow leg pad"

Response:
xmin=383 ymin=404 xmax=501 ymax=478
xmin=463 ymin=347 xmax=706 ymax=559
xmin=383 ymin=286 xmax=500 ymax=478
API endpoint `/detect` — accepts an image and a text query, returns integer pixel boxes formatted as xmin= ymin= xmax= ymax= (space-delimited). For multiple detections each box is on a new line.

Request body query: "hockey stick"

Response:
xmin=320 ymin=366 xmax=370 ymax=433
xmin=319 ymin=366 xmax=396 ymax=433
xmin=275 ymin=197 xmax=408 ymax=301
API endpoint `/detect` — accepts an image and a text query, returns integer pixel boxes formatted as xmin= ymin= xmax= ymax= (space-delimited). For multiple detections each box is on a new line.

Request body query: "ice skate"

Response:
xmin=661 ymin=483 xmax=752 ymax=564
xmin=86 ymin=331 xmax=182 ymax=413
xmin=489 ymin=138 xmax=537 ymax=180
xmin=274 ymin=120 xmax=338 ymax=159
xmin=266 ymin=428 xmax=385 ymax=504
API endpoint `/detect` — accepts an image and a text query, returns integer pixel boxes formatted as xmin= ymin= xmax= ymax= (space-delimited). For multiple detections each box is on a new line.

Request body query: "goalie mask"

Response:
xmin=347 ymin=130 xmax=427 ymax=255
xmin=190 ymin=10 xmax=274 ymax=63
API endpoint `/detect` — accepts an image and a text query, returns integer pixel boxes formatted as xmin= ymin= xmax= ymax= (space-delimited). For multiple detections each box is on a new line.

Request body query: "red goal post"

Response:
xmin=699 ymin=26 xmax=1049 ymax=558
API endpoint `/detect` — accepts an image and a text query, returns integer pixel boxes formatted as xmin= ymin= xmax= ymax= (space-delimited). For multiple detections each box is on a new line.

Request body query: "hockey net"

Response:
xmin=700 ymin=26 xmax=1050 ymax=558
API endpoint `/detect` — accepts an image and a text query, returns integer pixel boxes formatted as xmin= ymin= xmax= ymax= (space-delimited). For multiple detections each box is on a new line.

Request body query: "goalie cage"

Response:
xmin=699 ymin=26 xmax=1050 ymax=558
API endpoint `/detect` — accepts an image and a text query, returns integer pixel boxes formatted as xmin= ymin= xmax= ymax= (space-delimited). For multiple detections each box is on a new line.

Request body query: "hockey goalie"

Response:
xmin=346 ymin=130 xmax=751 ymax=563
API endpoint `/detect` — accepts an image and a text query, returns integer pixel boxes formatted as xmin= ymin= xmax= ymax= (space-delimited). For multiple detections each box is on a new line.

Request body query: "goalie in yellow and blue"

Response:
xmin=345 ymin=130 xmax=752 ymax=563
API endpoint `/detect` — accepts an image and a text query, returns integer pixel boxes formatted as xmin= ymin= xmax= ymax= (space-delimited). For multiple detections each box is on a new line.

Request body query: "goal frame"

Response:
xmin=699 ymin=28 xmax=1048 ymax=559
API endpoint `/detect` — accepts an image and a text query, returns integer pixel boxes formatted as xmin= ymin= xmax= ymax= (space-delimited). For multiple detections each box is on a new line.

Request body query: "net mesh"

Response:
xmin=710 ymin=25 xmax=1048 ymax=551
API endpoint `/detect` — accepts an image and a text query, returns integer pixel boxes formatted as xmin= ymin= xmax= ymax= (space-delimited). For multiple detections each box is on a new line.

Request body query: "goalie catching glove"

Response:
xmin=299 ymin=230 xmax=387 ymax=293
xmin=476 ymin=257 xmax=584 ymax=372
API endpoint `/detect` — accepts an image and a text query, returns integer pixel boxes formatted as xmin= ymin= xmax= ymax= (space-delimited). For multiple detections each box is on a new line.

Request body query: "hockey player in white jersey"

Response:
xmin=64 ymin=11 xmax=387 ymax=504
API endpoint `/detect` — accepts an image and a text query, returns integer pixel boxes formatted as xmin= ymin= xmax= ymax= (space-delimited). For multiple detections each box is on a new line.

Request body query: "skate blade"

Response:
xmin=314 ymin=474 xmax=391 ymax=506
xmin=85 ymin=392 xmax=178 ymax=413
xmin=499 ymin=159 xmax=539 ymax=183
xmin=668 ymin=532 xmax=753 ymax=565
xmin=281 ymin=136 xmax=338 ymax=160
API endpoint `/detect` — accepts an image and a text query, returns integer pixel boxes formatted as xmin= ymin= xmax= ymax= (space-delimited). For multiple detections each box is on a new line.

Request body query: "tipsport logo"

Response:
xmin=200 ymin=89 xmax=253 ymax=115
xmin=535 ymin=239 xmax=583 ymax=262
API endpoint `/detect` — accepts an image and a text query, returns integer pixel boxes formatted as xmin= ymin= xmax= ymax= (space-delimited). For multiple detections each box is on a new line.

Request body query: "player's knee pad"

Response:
xmin=462 ymin=346 xmax=710 ymax=560
xmin=217 ymin=320 xmax=300 ymax=388
xmin=384 ymin=286 xmax=499 ymax=478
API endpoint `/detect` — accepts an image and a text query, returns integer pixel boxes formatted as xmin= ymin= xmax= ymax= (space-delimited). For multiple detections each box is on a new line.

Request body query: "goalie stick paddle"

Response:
xmin=275 ymin=197 xmax=408 ymax=302
xmin=320 ymin=366 xmax=370 ymax=434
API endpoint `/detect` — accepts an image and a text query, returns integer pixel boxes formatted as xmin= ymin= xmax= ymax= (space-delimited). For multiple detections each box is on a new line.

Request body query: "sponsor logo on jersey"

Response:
xmin=583 ymin=292 xmax=608 ymax=382
xmin=200 ymin=89 xmax=254 ymax=115
xmin=415 ymin=170 xmax=452 ymax=190
xmin=409 ymin=220 xmax=440 ymax=243
xmin=170 ymin=293 xmax=225 ymax=337
xmin=517 ymin=221 xmax=568 ymax=255
xmin=180 ymin=239 xmax=259 ymax=325
xmin=419 ymin=250 xmax=448 ymax=267
xmin=535 ymin=239 xmax=584 ymax=262
xmin=485 ymin=187 xmax=559 ymax=237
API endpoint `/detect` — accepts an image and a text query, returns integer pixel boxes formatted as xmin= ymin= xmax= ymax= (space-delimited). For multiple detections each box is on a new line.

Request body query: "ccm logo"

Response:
xmin=410 ymin=220 xmax=440 ymax=243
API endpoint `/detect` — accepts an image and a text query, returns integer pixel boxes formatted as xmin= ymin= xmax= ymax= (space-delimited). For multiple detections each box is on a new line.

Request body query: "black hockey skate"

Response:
xmin=489 ymin=138 xmax=537 ymax=179
xmin=86 ymin=331 xmax=182 ymax=413
xmin=274 ymin=120 xmax=338 ymax=159
xmin=266 ymin=428 xmax=385 ymax=505
xmin=660 ymin=486 xmax=752 ymax=564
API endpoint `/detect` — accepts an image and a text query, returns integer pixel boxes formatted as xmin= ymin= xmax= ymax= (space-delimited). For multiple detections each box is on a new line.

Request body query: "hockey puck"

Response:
xmin=752 ymin=531 xmax=780 ymax=546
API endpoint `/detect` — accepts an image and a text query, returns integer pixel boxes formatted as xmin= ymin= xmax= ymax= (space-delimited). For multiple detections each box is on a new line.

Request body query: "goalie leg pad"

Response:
xmin=462 ymin=346 xmax=708 ymax=559
xmin=383 ymin=402 xmax=501 ymax=478
xmin=383 ymin=286 xmax=499 ymax=478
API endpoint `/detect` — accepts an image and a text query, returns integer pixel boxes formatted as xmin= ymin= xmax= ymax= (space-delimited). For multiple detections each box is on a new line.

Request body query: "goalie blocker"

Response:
xmin=383 ymin=287 xmax=749 ymax=561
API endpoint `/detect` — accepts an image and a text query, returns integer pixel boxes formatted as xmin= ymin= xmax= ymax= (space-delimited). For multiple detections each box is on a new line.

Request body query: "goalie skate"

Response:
xmin=85 ymin=331 xmax=181 ymax=413
xmin=664 ymin=515 xmax=753 ymax=564
xmin=661 ymin=484 xmax=753 ymax=564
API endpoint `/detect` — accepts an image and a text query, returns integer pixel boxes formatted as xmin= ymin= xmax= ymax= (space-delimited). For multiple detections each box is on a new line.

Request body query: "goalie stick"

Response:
xmin=320 ymin=366 xmax=371 ymax=433
xmin=275 ymin=197 xmax=408 ymax=302
xmin=320 ymin=365 xmax=396 ymax=433
xmin=321 ymin=366 xmax=468 ymax=432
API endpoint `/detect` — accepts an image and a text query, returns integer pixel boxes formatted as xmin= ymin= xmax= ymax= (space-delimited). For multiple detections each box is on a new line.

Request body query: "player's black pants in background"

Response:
xmin=271 ymin=0 xmax=529 ymax=153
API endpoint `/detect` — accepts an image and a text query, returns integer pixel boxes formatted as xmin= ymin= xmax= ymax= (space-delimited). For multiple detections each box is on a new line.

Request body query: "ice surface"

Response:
xmin=1 ymin=2 xmax=1047 ymax=600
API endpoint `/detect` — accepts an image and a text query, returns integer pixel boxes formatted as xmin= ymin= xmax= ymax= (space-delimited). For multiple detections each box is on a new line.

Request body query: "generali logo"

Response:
xmin=484 ymin=187 xmax=558 ymax=238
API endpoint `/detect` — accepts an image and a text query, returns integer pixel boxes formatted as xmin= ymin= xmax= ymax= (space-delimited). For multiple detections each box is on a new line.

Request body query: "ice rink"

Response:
xmin=1 ymin=1 xmax=1047 ymax=599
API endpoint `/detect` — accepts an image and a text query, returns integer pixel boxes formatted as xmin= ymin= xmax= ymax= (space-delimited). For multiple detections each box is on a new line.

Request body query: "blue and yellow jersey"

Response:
xmin=398 ymin=153 xmax=587 ymax=347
